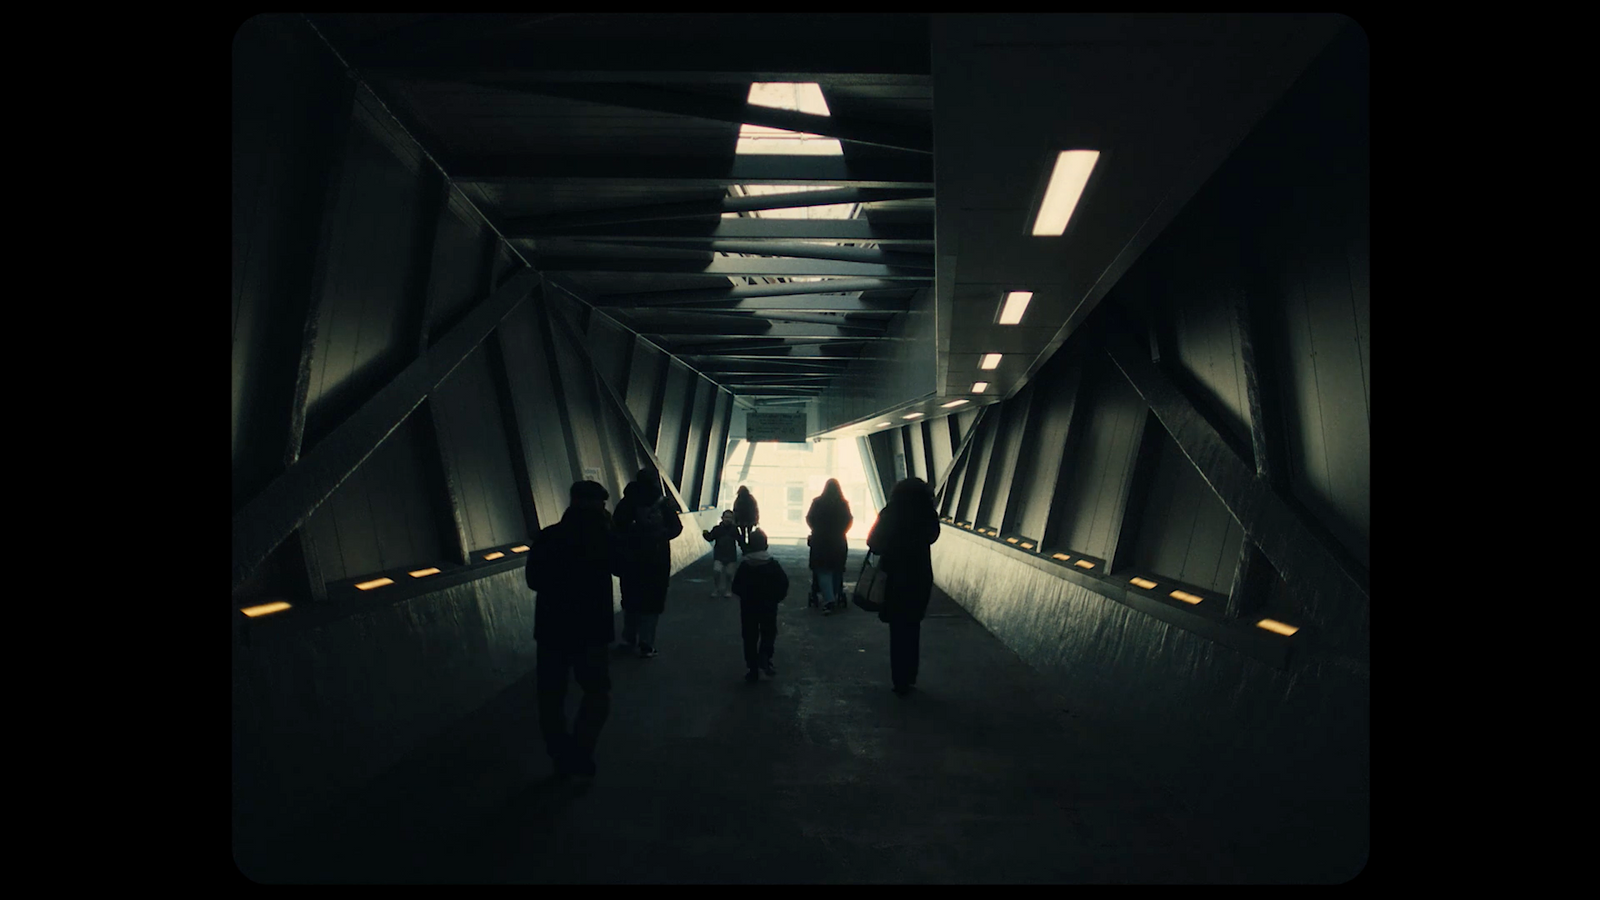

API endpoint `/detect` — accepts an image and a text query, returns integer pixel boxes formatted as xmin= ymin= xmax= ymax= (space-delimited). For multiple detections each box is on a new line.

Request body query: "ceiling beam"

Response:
xmin=469 ymin=82 xmax=932 ymax=154
xmin=597 ymin=294 xmax=907 ymax=313
xmin=666 ymin=339 xmax=873 ymax=355
xmin=597 ymin=278 xmax=912 ymax=306
xmin=619 ymin=309 xmax=889 ymax=328
xmin=533 ymin=256 xmax=932 ymax=280
xmin=686 ymin=359 xmax=852 ymax=372
xmin=452 ymin=154 xmax=934 ymax=188
xmin=639 ymin=322 xmax=883 ymax=339
xmin=539 ymin=240 xmax=934 ymax=269
xmin=513 ymin=218 xmax=933 ymax=243
xmin=503 ymin=188 xmax=930 ymax=232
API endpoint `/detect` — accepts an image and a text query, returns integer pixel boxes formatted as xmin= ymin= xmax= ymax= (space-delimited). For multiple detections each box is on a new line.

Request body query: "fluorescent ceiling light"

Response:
xmin=875 ymin=422 xmax=891 ymax=427
xmin=941 ymin=399 xmax=968 ymax=408
xmin=980 ymin=354 xmax=1003 ymax=370
xmin=971 ymin=382 xmax=989 ymax=393
xmin=1129 ymin=577 xmax=1159 ymax=590
xmin=355 ymin=577 xmax=394 ymax=591
xmin=483 ymin=552 xmax=506 ymax=561
xmin=1032 ymin=150 xmax=1100 ymax=236
xmin=1020 ymin=542 xmax=1035 ymax=550
xmin=1006 ymin=537 xmax=1019 ymax=544
xmin=737 ymin=83 xmax=842 ymax=156
xmin=408 ymin=568 xmax=441 ymax=578
xmin=1052 ymin=553 xmax=1071 ymax=561
xmin=511 ymin=545 xmax=530 ymax=553
xmin=998 ymin=291 xmax=1033 ymax=325
xmin=1170 ymin=590 xmax=1204 ymax=605
xmin=903 ymin=412 xmax=924 ymax=419
xmin=1074 ymin=560 xmax=1096 ymax=570
xmin=240 ymin=601 xmax=291 ymax=618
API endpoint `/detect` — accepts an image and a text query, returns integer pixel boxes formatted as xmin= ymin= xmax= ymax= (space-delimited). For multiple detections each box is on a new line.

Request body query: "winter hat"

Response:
xmin=745 ymin=529 xmax=769 ymax=551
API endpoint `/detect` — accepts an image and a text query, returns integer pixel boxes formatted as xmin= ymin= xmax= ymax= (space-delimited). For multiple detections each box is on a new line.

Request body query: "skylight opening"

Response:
xmin=737 ymin=83 xmax=843 ymax=156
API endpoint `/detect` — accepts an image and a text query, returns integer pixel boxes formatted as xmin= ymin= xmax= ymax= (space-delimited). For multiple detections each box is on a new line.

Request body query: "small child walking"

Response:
xmin=702 ymin=510 xmax=740 ymax=598
xmin=730 ymin=529 xmax=789 ymax=683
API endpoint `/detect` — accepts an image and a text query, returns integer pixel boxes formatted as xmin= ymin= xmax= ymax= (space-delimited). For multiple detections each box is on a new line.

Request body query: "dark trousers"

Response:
xmin=889 ymin=620 xmax=921 ymax=688
xmin=740 ymin=597 xmax=778 ymax=668
xmin=536 ymin=643 xmax=611 ymax=766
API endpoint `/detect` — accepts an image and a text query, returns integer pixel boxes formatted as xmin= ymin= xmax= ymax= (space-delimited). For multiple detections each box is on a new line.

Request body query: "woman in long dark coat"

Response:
xmin=806 ymin=479 xmax=854 ymax=614
xmin=733 ymin=486 xmax=759 ymax=546
xmin=866 ymin=477 xmax=941 ymax=694
xmin=612 ymin=467 xmax=684 ymax=658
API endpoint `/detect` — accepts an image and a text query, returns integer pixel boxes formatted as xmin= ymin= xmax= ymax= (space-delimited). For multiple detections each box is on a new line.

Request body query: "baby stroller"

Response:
xmin=808 ymin=570 xmax=847 ymax=615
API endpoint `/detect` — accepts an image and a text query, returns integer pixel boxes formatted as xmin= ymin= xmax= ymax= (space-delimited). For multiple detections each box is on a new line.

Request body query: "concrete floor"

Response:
xmin=248 ymin=543 xmax=1335 ymax=883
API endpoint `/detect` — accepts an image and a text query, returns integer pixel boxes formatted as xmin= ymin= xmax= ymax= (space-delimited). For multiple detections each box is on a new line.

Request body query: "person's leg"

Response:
xmin=889 ymin=621 xmax=912 ymax=690
xmin=620 ymin=609 xmax=638 ymax=648
xmin=908 ymin=620 xmax=922 ymax=686
xmin=832 ymin=569 xmax=846 ymax=608
xmin=568 ymin=644 xmax=612 ymax=776
xmin=638 ymin=612 xmax=659 ymax=656
xmin=818 ymin=568 xmax=837 ymax=609
xmin=536 ymin=645 xmax=572 ymax=769
xmin=758 ymin=599 xmax=777 ymax=674
xmin=740 ymin=597 xmax=760 ymax=674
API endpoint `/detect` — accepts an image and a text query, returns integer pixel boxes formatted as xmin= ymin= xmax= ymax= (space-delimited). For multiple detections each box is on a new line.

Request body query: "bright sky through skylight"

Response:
xmin=736 ymin=82 xmax=843 ymax=156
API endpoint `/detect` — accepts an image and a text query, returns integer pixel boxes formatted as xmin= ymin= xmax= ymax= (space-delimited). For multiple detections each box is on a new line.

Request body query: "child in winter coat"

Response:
xmin=702 ymin=510 xmax=740 ymax=598
xmin=730 ymin=529 xmax=789 ymax=683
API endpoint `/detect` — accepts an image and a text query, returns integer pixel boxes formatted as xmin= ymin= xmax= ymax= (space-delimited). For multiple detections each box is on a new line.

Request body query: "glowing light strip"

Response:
xmin=511 ymin=545 xmax=530 ymax=553
xmin=942 ymin=399 xmax=969 ymax=408
xmin=903 ymin=412 xmax=924 ymax=419
xmin=1020 ymin=542 xmax=1035 ymax=549
xmin=483 ymin=552 xmax=506 ymax=561
xmin=1257 ymin=619 xmax=1299 ymax=636
xmin=1129 ymin=577 xmax=1158 ymax=590
xmin=980 ymin=353 xmax=1003 ymax=370
xmin=1170 ymin=590 xmax=1203 ymax=605
xmin=972 ymin=382 xmax=989 ymax=393
xmin=1074 ymin=560 xmax=1095 ymax=569
xmin=998 ymin=291 xmax=1034 ymax=325
xmin=241 ymin=601 xmax=291 ymax=618
xmin=355 ymin=577 xmax=394 ymax=591
xmin=1032 ymin=150 xmax=1100 ymax=236
xmin=408 ymin=568 xmax=441 ymax=578
xmin=1052 ymin=553 xmax=1071 ymax=561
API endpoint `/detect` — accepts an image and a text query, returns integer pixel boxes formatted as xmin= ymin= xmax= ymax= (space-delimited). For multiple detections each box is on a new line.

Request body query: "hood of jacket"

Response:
xmin=742 ymin=551 xmax=772 ymax=563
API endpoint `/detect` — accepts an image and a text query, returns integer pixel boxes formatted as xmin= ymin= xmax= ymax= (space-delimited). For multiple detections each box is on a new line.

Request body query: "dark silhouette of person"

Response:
xmin=525 ymin=479 xmax=624 ymax=778
xmin=806 ymin=478 xmax=854 ymax=615
xmin=702 ymin=509 xmax=740 ymax=598
xmin=866 ymin=477 xmax=941 ymax=695
xmin=612 ymin=467 xmax=684 ymax=658
xmin=733 ymin=486 xmax=759 ymax=547
xmin=730 ymin=529 xmax=788 ymax=682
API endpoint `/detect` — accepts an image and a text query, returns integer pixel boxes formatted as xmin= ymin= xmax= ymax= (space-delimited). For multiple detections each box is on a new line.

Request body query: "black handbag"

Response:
xmin=851 ymin=551 xmax=889 ymax=612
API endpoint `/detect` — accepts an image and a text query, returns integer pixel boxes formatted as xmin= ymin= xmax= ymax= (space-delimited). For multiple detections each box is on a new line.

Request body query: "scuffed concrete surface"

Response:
xmin=237 ymin=542 xmax=1365 ymax=883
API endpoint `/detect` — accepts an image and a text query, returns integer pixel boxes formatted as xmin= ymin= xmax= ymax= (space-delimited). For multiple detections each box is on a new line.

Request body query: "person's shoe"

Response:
xmin=745 ymin=668 xmax=760 ymax=683
xmin=761 ymin=661 xmax=776 ymax=677
xmin=639 ymin=645 xmax=658 ymax=659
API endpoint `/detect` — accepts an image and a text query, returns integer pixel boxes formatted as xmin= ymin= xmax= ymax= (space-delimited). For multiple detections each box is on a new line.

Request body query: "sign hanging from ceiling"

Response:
xmin=745 ymin=411 xmax=809 ymax=443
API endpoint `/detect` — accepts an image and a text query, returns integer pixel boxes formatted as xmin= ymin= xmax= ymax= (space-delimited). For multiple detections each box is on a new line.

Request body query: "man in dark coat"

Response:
xmin=612 ymin=467 xmax=684 ymax=658
xmin=866 ymin=477 xmax=941 ymax=695
xmin=733 ymin=486 xmax=759 ymax=546
xmin=526 ymin=479 xmax=624 ymax=778
xmin=806 ymin=478 xmax=854 ymax=615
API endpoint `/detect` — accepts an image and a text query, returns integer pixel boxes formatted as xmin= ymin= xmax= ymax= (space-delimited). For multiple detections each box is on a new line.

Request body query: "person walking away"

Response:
xmin=806 ymin=478 xmax=854 ymax=616
xmin=730 ymin=529 xmax=788 ymax=682
xmin=525 ymin=480 xmax=624 ymax=778
xmin=612 ymin=467 xmax=684 ymax=658
xmin=866 ymin=477 xmax=941 ymax=695
xmin=702 ymin=510 xmax=740 ymax=598
xmin=733 ymin=486 xmax=760 ymax=547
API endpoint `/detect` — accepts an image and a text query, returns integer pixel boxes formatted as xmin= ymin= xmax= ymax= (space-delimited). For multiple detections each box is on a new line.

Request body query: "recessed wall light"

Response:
xmin=511 ymin=545 xmax=530 ymax=553
xmin=1170 ymin=590 xmax=1203 ymax=605
xmin=1032 ymin=150 xmax=1101 ymax=236
xmin=408 ymin=568 xmax=441 ymax=578
xmin=1052 ymin=553 xmax=1071 ymax=561
xmin=355 ymin=577 xmax=394 ymax=591
xmin=903 ymin=413 xmax=924 ymax=420
xmin=483 ymin=552 xmax=506 ymax=561
xmin=1020 ymin=542 xmax=1035 ymax=550
xmin=1257 ymin=618 xmax=1299 ymax=636
xmin=941 ymin=399 xmax=968 ymax=408
xmin=1129 ymin=577 xmax=1158 ymax=590
xmin=240 ymin=601 xmax=291 ymax=618
xmin=1006 ymin=537 xmax=1019 ymax=544
xmin=998 ymin=291 xmax=1033 ymax=325
xmin=876 ymin=422 xmax=891 ymax=428
xmin=980 ymin=354 xmax=1003 ymax=370
xmin=1074 ymin=560 xmax=1095 ymax=570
